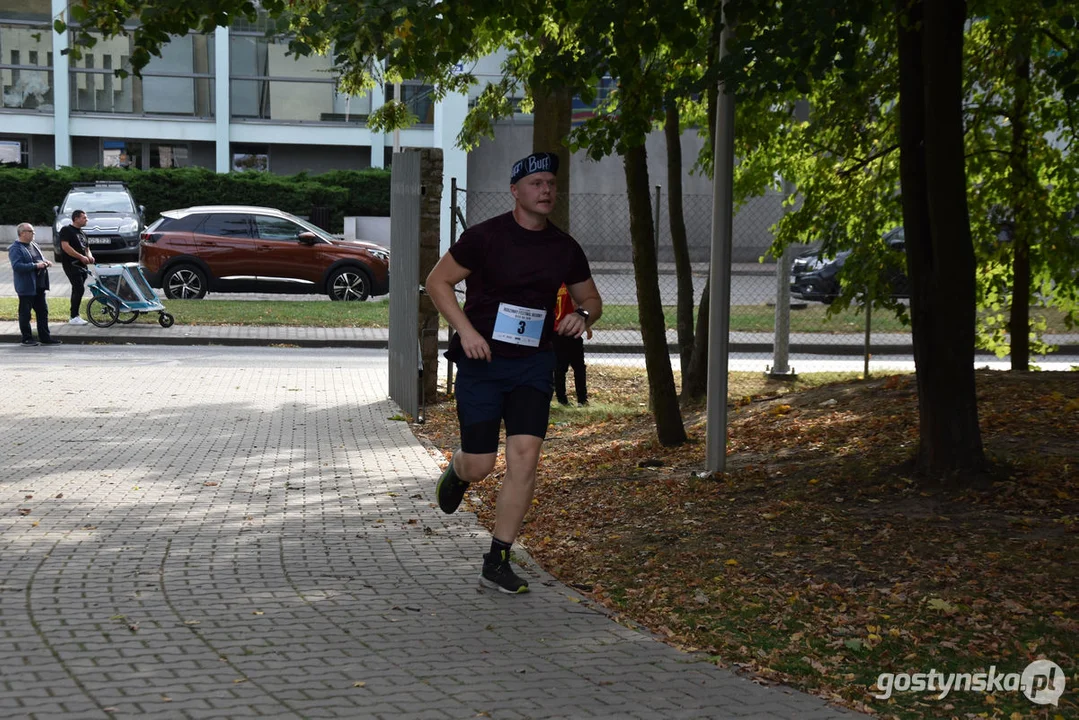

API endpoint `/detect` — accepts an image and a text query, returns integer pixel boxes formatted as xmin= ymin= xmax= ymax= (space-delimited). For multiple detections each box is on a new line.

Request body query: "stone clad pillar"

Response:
xmin=418 ymin=148 xmax=444 ymax=400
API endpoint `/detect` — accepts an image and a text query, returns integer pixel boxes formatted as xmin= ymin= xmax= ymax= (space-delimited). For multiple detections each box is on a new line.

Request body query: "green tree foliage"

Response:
xmin=726 ymin=3 xmax=1078 ymax=363
xmin=964 ymin=6 xmax=1079 ymax=366
xmin=715 ymin=0 xmax=1076 ymax=483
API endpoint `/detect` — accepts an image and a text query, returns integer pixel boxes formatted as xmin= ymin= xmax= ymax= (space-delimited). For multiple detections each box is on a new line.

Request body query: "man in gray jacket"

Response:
xmin=9 ymin=223 xmax=61 ymax=346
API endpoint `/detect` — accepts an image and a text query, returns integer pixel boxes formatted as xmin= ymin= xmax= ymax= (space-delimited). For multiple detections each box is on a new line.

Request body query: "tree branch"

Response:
xmin=837 ymin=143 xmax=900 ymax=178
xmin=1038 ymin=27 xmax=1075 ymax=54
xmin=964 ymin=148 xmax=1014 ymax=160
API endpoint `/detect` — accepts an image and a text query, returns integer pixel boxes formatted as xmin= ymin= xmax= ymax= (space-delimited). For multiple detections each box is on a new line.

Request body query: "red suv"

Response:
xmin=139 ymin=205 xmax=390 ymax=301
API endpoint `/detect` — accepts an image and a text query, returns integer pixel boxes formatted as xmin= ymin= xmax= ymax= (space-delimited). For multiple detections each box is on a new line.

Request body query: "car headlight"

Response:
xmin=55 ymin=217 xmax=72 ymax=234
xmin=368 ymin=249 xmax=389 ymax=262
xmin=809 ymin=258 xmax=826 ymax=270
xmin=118 ymin=219 xmax=139 ymax=234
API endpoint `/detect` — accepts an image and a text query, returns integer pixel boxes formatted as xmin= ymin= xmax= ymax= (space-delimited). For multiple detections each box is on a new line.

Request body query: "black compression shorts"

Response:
xmin=454 ymin=352 xmax=554 ymax=454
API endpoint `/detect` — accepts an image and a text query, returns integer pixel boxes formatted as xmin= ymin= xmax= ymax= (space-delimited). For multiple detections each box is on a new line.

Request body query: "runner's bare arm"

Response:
xmin=426 ymin=253 xmax=491 ymax=361
xmin=560 ymin=278 xmax=602 ymax=338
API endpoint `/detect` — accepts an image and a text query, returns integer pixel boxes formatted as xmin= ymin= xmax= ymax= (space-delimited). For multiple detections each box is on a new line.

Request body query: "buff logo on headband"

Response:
xmin=511 ymin=152 xmax=559 ymax=184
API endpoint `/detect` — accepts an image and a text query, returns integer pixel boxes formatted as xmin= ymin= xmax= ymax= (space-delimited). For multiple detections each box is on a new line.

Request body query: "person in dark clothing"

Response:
xmin=426 ymin=152 xmax=602 ymax=594
xmin=9 ymin=223 xmax=61 ymax=346
xmin=552 ymin=283 xmax=591 ymax=405
xmin=57 ymin=209 xmax=94 ymax=325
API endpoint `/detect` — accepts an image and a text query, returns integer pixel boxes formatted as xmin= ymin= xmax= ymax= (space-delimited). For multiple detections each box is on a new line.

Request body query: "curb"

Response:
xmin=4 ymin=331 xmax=1076 ymax=357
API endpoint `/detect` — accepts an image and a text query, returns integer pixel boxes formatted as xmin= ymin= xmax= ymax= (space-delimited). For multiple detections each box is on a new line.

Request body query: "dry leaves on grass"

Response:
xmin=413 ymin=368 xmax=1078 ymax=720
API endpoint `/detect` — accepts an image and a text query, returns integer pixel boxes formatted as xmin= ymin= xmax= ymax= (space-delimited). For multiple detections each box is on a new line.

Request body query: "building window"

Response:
xmin=102 ymin=139 xmax=191 ymax=169
xmin=69 ymin=31 xmax=214 ymax=117
xmin=232 ymin=144 xmax=269 ymax=172
xmin=1 ymin=18 xmax=54 ymax=112
xmin=103 ymin=139 xmax=140 ymax=168
xmin=151 ymin=143 xmax=190 ymax=168
xmin=386 ymin=82 xmax=435 ymax=125
xmin=229 ymin=31 xmax=371 ymax=123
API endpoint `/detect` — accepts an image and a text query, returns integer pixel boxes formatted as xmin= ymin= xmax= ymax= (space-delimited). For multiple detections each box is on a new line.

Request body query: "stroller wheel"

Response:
xmin=159 ymin=312 xmax=175 ymax=329
xmin=116 ymin=311 xmax=140 ymax=324
xmin=86 ymin=297 xmax=119 ymax=328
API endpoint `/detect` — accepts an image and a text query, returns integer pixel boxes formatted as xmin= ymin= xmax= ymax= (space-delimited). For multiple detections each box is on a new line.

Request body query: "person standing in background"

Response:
xmin=9 ymin=223 xmax=61 ymax=346
xmin=58 ymin=209 xmax=94 ymax=325
xmin=552 ymin=283 xmax=590 ymax=406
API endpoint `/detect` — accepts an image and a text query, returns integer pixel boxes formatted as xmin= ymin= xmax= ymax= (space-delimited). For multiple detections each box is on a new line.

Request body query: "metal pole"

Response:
xmin=393 ymin=82 xmax=402 ymax=153
xmin=445 ymin=178 xmax=460 ymax=396
xmin=770 ymin=221 xmax=795 ymax=378
xmin=770 ymin=100 xmax=808 ymax=379
xmin=450 ymin=177 xmax=459 ymax=245
xmin=706 ymin=9 xmax=735 ymax=474
xmin=863 ymin=296 xmax=872 ymax=378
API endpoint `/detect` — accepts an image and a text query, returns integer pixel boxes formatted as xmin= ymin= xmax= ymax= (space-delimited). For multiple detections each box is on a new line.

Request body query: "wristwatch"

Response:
xmin=574 ymin=307 xmax=590 ymax=321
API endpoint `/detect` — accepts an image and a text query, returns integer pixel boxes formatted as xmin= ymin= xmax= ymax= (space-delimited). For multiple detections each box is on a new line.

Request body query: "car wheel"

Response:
xmin=163 ymin=265 xmax=208 ymax=300
xmin=86 ymin=297 xmax=118 ymax=328
xmin=328 ymin=267 xmax=371 ymax=301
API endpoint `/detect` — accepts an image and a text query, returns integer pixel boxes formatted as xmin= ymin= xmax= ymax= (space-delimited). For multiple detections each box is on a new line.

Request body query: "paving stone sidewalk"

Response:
xmin=0 ymin=352 xmax=868 ymax=719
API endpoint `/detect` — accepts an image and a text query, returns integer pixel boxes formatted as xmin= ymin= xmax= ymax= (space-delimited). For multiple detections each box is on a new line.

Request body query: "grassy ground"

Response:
xmin=2 ymin=297 xmax=1074 ymax=335
xmin=413 ymin=367 xmax=1078 ymax=720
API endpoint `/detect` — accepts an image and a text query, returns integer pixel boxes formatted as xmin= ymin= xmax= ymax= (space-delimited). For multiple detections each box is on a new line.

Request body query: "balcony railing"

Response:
xmin=230 ymin=76 xmax=373 ymax=124
xmin=70 ymin=69 xmax=215 ymax=118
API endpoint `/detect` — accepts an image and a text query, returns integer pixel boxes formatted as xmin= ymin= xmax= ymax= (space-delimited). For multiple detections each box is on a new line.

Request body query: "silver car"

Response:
xmin=53 ymin=181 xmax=146 ymax=262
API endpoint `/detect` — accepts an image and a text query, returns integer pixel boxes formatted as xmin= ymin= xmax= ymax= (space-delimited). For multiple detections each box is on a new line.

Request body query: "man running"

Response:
xmin=425 ymin=151 xmax=602 ymax=594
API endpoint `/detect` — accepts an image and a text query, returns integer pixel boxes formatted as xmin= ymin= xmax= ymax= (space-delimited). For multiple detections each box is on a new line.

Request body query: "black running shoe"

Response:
xmin=435 ymin=461 xmax=469 ymax=514
xmin=480 ymin=552 xmax=530 ymax=594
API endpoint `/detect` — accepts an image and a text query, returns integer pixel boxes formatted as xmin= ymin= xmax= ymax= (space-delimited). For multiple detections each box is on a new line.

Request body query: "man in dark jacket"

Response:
xmin=9 ymin=223 xmax=61 ymax=346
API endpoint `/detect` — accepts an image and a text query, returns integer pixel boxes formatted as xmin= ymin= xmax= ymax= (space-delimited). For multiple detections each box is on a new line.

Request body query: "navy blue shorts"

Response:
xmin=454 ymin=351 xmax=555 ymax=454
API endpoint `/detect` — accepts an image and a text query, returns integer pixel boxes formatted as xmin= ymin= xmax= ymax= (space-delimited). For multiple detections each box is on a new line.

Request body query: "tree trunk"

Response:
xmin=896 ymin=0 xmax=987 ymax=486
xmin=682 ymin=279 xmax=710 ymax=400
xmin=1008 ymin=38 xmax=1032 ymax=372
xmin=532 ymin=86 xmax=573 ymax=232
xmin=665 ymin=101 xmax=695 ymax=376
xmin=625 ymin=142 xmax=687 ymax=446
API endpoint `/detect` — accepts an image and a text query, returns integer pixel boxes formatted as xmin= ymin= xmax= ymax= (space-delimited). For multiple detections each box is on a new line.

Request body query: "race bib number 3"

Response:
xmin=491 ymin=302 xmax=547 ymax=347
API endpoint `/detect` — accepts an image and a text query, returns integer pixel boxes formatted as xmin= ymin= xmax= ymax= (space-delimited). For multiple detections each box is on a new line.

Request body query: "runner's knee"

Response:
xmin=456 ymin=448 xmax=497 ymax=482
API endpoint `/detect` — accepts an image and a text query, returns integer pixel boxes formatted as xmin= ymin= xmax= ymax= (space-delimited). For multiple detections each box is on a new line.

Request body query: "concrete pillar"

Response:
xmin=369 ymin=79 xmax=386 ymax=168
xmin=418 ymin=148 xmax=444 ymax=399
xmin=434 ymin=90 xmax=468 ymax=252
xmin=214 ymin=27 xmax=231 ymax=172
xmin=51 ymin=0 xmax=71 ymax=167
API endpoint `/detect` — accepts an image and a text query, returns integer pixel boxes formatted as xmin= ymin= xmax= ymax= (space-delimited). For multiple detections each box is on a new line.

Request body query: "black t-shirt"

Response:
xmin=447 ymin=212 xmax=592 ymax=360
xmin=58 ymin=224 xmax=88 ymax=265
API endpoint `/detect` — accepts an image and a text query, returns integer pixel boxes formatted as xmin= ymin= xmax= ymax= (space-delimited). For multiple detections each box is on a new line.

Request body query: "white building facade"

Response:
xmin=0 ymin=0 xmax=468 ymax=244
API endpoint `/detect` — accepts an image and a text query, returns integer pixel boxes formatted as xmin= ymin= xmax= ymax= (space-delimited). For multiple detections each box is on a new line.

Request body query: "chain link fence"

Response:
xmin=450 ymin=182 xmax=914 ymax=395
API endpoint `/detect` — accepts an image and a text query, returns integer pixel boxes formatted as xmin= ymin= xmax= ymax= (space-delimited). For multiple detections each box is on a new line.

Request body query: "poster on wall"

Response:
xmin=233 ymin=153 xmax=269 ymax=172
xmin=0 ymin=141 xmax=22 ymax=165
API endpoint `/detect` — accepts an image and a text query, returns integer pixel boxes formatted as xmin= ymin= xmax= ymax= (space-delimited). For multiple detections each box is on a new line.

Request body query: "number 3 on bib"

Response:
xmin=492 ymin=302 xmax=547 ymax=347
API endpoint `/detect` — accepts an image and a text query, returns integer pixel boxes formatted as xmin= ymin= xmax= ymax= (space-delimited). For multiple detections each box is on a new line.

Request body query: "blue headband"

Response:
xmin=511 ymin=152 xmax=559 ymax=184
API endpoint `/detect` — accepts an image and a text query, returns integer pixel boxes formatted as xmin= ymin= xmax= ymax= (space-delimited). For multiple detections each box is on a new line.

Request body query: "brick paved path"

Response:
xmin=0 ymin=351 xmax=867 ymax=719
